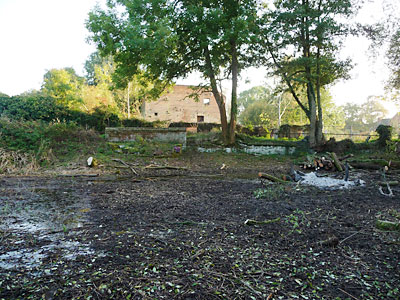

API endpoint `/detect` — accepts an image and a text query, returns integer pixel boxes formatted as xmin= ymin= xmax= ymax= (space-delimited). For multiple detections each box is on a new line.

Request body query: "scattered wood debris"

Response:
xmin=244 ymin=218 xmax=281 ymax=226
xmin=112 ymin=159 xmax=139 ymax=176
xmin=300 ymin=152 xmax=346 ymax=171
xmin=144 ymin=164 xmax=187 ymax=170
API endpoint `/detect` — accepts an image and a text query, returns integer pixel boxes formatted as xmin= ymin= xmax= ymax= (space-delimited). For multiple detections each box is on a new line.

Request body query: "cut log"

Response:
xmin=258 ymin=172 xmax=289 ymax=184
xmin=329 ymin=152 xmax=343 ymax=172
xmin=348 ymin=159 xmax=400 ymax=170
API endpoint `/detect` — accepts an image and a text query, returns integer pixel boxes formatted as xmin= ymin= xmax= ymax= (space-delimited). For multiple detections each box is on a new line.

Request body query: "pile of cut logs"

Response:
xmin=300 ymin=153 xmax=352 ymax=172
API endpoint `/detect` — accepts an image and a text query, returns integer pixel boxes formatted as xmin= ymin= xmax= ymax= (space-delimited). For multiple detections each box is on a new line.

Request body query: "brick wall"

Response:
xmin=106 ymin=127 xmax=187 ymax=147
xmin=141 ymin=85 xmax=221 ymax=124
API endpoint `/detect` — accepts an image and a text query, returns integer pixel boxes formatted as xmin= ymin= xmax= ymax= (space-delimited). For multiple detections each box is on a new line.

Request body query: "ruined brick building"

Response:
xmin=140 ymin=85 xmax=221 ymax=124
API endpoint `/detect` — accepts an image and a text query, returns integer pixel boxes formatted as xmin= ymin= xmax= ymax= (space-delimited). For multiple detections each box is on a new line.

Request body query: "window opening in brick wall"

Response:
xmin=197 ymin=115 xmax=205 ymax=123
xmin=203 ymin=98 xmax=210 ymax=105
xmin=154 ymin=112 xmax=158 ymax=116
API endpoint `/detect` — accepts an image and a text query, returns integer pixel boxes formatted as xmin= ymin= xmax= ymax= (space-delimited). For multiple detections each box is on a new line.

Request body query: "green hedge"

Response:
xmin=0 ymin=94 xmax=159 ymax=132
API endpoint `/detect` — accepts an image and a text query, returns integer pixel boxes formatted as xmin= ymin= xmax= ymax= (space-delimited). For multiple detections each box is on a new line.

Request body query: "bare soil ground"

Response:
xmin=0 ymin=151 xmax=399 ymax=299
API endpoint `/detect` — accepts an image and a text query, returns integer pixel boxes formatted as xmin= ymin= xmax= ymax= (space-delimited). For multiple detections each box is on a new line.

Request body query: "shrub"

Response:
xmin=0 ymin=94 xmax=64 ymax=122
xmin=0 ymin=118 xmax=102 ymax=157
xmin=0 ymin=117 xmax=47 ymax=152
xmin=376 ymin=125 xmax=393 ymax=147
xmin=0 ymin=94 xmax=166 ymax=133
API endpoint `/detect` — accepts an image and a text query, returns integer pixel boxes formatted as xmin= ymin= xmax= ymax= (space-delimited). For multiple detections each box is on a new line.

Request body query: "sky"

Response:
xmin=0 ymin=0 xmax=398 ymax=116
xmin=0 ymin=0 xmax=98 ymax=95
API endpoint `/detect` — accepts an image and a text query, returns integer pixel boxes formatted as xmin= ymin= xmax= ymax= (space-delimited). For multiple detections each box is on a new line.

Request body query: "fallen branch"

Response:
xmin=244 ymin=217 xmax=281 ymax=226
xmin=58 ymin=174 xmax=99 ymax=178
xmin=379 ymin=183 xmax=394 ymax=197
xmin=376 ymin=220 xmax=400 ymax=232
xmin=338 ymin=288 xmax=360 ymax=300
xmin=112 ymin=159 xmax=139 ymax=176
xmin=339 ymin=232 xmax=359 ymax=245
xmin=338 ymin=154 xmax=354 ymax=161
xmin=168 ymin=220 xmax=206 ymax=226
xmin=378 ymin=181 xmax=399 ymax=186
xmin=258 ymin=172 xmax=289 ymax=184
xmin=144 ymin=164 xmax=187 ymax=170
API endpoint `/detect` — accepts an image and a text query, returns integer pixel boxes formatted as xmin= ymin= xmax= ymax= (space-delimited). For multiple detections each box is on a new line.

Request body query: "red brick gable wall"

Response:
xmin=141 ymin=85 xmax=221 ymax=124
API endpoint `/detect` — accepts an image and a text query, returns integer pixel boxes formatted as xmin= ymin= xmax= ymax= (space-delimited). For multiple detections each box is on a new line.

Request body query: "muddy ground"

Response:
xmin=0 ymin=152 xmax=399 ymax=299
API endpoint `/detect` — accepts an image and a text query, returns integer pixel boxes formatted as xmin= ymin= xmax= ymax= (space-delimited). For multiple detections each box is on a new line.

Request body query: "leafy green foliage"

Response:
xmin=376 ymin=125 xmax=393 ymax=147
xmin=239 ymin=85 xmax=345 ymax=130
xmin=341 ymin=98 xmax=388 ymax=133
xmin=42 ymin=68 xmax=84 ymax=108
xmin=254 ymin=185 xmax=286 ymax=201
xmin=0 ymin=92 xmax=64 ymax=122
xmin=0 ymin=117 xmax=105 ymax=165
xmin=387 ymin=28 xmax=400 ymax=90
xmin=0 ymin=118 xmax=47 ymax=152
xmin=263 ymin=0 xmax=358 ymax=145
xmin=86 ymin=0 xmax=264 ymax=145
xmin=0 ymin=92 xmax=160 ymax=133
xmin=83 ymin=51 xmax=171 ymax=118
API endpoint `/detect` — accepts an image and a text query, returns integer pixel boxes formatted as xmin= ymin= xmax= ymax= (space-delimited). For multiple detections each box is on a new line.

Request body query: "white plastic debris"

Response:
xmin=300 ymin=172 xmax=365 ymax=189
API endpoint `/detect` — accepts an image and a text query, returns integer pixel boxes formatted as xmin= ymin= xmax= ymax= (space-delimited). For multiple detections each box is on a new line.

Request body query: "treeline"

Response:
xmin=0 ymin=52 xmax=166 ymax=132
xmin=238 ymin=86 xmax=392 ymax=135
xmin=0 ymin=93 xmax=156 ymax=133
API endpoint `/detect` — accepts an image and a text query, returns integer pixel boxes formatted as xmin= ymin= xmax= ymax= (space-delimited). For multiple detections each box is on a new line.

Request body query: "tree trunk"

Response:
xmin=307 ymin=82 xmax=317 ymax=147
xmin=315 ymin=5 xmax=324 ymax=145
xmin=228 ymin=40 xmax=239 ymax=146
xmin=204 ymin=47 xmax=229 ymax=144
xmin=303 ymin=1 xmax=317 ymax=147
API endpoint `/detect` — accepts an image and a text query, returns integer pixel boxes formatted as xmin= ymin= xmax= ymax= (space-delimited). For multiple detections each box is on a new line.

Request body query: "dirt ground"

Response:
xmin=0 ymin=151 xmax=399 ymax=299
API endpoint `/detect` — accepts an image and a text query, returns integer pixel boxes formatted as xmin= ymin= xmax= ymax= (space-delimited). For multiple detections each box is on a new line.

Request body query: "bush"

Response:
xmin=0 ymin=117 xmax=102 ymax=156
xmin=376 ymin=125 xmax=393 ymax=147
xmin=0 ymin=94 xmax=166 ymax=133
xmin=122 ymin=118 xmax=165 ymax=128
xmin=59 ymin=106 xmax=122 ymax=132
xmin=0 ymin=94 xmax=64 ymax=122
xmin=0 ymin=118 xmax=47 ymax=152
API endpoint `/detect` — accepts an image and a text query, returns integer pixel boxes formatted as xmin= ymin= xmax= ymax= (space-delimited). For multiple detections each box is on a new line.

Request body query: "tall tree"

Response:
xmin=83 ymin=51 xmax=170 ymax=117
xmin=341 ymin=97 xmax=388 ymax=133
xmin=238 ymin=85 xmax=343 ymax=130
xmin=238 ymin=85 xmax=301 ymax=127
xmin=387 ymin=29 xmax=400 ymax=94
xmin=0 ymin=92 xmax=9 ymax=98
xmin=380 ymin=1 xmax=400 ymax=95
xmin=262 ymin=0 xmax=357 ymax=147
xmin=41 ymin=68 xmax=84 ymax=108
xmin=86 ymin=0 xmax=261 ymax=145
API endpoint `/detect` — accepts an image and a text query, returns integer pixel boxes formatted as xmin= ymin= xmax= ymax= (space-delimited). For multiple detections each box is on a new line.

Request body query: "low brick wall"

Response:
xmin=105 ymin=127 xmax=187 ymax=147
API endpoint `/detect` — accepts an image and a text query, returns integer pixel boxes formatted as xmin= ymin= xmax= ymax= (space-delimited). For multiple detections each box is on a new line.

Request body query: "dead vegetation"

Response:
xmin=0 ymin=148 xmax=38 ymax=174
